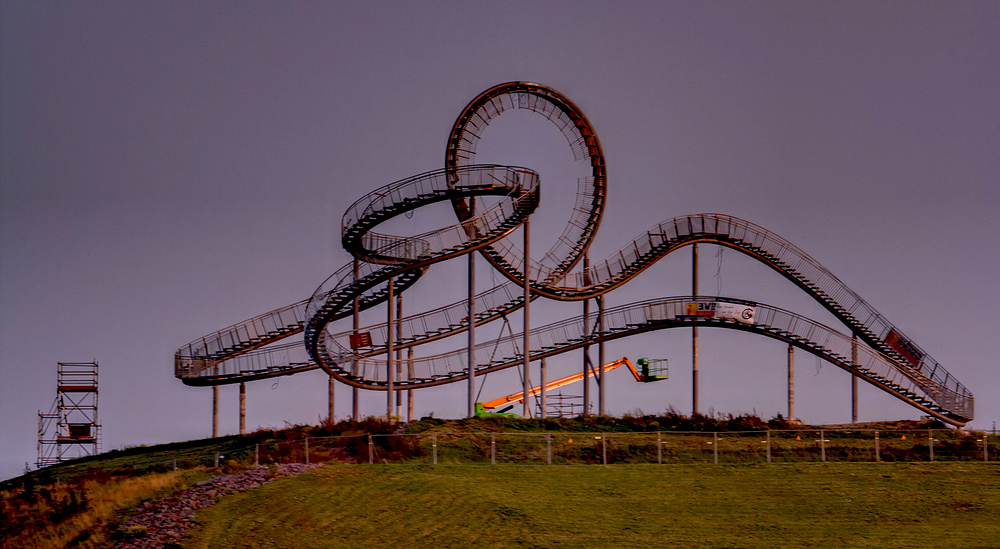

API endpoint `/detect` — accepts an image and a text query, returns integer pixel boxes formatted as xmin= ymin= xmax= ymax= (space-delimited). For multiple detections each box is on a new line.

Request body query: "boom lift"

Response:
xmin=475 ymin=357 xmax=667 ymax=416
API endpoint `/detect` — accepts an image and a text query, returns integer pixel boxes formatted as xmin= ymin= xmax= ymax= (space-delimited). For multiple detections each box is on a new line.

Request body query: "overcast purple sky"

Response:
xmin=2 ymin=2 xmax=998 ymax=481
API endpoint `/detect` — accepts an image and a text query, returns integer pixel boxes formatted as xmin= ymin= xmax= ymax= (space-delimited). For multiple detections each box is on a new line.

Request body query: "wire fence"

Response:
xmin=128 ymin=430 xmax=997 ymax=474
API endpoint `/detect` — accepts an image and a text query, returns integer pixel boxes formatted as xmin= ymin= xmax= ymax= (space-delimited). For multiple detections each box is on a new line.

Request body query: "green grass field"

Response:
xmin=184 ymin=462 xmax=1000 ymax=548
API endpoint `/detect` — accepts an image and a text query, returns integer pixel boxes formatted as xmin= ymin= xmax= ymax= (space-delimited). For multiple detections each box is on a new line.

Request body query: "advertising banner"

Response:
xmin=684 ymin=302 xmax=716 ymax=317
xmin=885 ymin=329 xmax=924 ymax=367
xmin=715 ymin=302 xmax=757 ymax=325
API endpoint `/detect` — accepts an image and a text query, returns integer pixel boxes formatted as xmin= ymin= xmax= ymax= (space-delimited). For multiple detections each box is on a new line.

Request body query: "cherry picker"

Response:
xmin=475 ymin=356 xmax=667 ymax=416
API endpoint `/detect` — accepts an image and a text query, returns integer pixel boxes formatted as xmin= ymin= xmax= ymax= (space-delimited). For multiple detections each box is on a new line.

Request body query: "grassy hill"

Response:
xmin=2 ymin=413 xmax=996 ymax=548
xmin=185 ymin=461 xmax=1000 ymax=548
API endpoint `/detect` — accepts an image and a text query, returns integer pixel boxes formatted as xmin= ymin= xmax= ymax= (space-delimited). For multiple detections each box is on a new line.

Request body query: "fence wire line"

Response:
xmin=48 ymin=429 xmax=995 ymax=477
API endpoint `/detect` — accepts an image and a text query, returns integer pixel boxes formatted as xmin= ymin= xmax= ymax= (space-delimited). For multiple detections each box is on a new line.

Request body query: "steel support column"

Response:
xmin=396 ymin=294 xmax=403 ymax=419
xmin=523 ymin=219 xmax=531 ymax=419
xmin=386 ymin=277 xmax=395 ymax=420
xmin=239 ymin=382 xmax=246 ymax=435
xmin=598 ymin=294 xmax=605 ymax=416
xmin=788 ymin=343 xmax=795 ymax=421
xmin=352 ymin=259 xmax=360 ymax=421
xmin=582 ymin=253 xmax=590 ymax=416
xmin=407 ymin=347 xmax=414 ymax=422
xmin=328 ymin=374 xmax=335 ymax=424
xmin=540 ymin=357 xmax=547 ymax=419
xmin=468 ymin=213 xmax=476 ymax=418
xmin=852 ymin=334 xmax=859 ymax=424
xmin=212 ymin=385 xmax=219 ymax=438
xmin=692 ymin=243 xmax=699 ymax=416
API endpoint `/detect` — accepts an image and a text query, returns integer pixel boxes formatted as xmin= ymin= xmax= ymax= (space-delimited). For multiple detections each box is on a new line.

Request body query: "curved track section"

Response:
xmin=445 ymin=81 xmax=606 ymax=285
xmin=175 ymin=82 xmax=973 ymax=426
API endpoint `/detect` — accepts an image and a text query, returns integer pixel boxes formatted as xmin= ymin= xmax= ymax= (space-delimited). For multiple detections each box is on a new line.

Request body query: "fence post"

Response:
xmin=985 ymin=435 xmax=989 ymax=463
xmin=368 ymin=434 xmax=373 ymax=465
xmin=602 ymin=433 xmax=607 ymax=466
xmin=305 ymin=437 xmax=310 ymax=466
xmin=214 ymin=452 xmax=219 ymax=469
xmin=820 ymin=430 xmax=826 ymax=462
xmin=255 ymin=444 xmax=259 ymax=467
xmin=433 ymin=433 xmax=437 ymax=465
xmin=491 ymin=433 xmax=495 ymax=466
xmin=929 ymin=429 xmax=933 ymax=462
xmin=547 ymin=434 xmax=552 ymax=465
xmin=875 ymin=431 xmax=880 ymax=462
xmin=657 ymin=432 xmax=662 ymax=465
xmin=173 ymin=459 xmax=177 ymax=472
xmin=713 ymin=432 xmax=718 ymax=465
xmin=766 ymin=431 xmax=771 ymax=464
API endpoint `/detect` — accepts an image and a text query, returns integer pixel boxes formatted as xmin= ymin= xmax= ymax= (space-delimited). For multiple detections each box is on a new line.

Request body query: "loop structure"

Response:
xmin=175 ymin=82 xmax=973 ymax=426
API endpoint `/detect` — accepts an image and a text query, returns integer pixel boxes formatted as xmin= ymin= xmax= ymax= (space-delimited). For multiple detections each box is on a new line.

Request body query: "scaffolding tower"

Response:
xmin=544 ymin=392 xmax=586 ymax=418
xmin=37 ymin=362 xmax=101 ymax=468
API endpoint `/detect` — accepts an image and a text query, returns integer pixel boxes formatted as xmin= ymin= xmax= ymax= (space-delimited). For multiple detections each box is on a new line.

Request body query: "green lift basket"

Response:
xmin=637 ymin=358 xmax=669 ymax=382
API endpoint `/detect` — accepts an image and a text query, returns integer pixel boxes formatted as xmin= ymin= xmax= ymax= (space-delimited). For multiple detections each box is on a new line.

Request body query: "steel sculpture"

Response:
xmin=175 ymin=82 xmax=974 ymax=426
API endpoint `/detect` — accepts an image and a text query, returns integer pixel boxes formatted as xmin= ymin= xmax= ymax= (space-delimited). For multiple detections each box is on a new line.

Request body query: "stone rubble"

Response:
xmin=114 ymin=463 xmax=320 ymax=549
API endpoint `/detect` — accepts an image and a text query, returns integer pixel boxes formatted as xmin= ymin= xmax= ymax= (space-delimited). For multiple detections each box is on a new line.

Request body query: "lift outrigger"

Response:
xmin=475 ymin=357 xmax=668 ymax=416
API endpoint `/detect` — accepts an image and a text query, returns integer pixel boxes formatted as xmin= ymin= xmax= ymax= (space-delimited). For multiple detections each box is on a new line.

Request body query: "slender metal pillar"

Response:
xmin=522 ymin=219 xmax=531 ymax=419
xmin=407 ymin=347 xmax=414 ymax=422
xmin=788 ymin=343 xmax=795 ymax=420
xmin=582 ymin=253 xmax=590 ymax=416
xmin=352 ymin=259 xmax=360 ymax=421
xmin=468 ymin=219 xmax=477 ymax=418
xmin=598 ymin=294 xmax=606 ymax=416
xmin=328 ymin=374 xmax=335 ymax=424
xmin=692 ymin=243 xmax=699 ymax=415
xmin=212 ymin=385 xmax=219 ymax=438
xmin=239 ymin=382 xmax=246 ymax=435
xmin=851 ymin=334 xmax=859 ymax=424
xmin=540 ymin=357 xmax=547 ymax=418
xmin=396 ymin=294 xmax=403 ymax=419
xmin=386 ymin=277 xmax=395 ymax=420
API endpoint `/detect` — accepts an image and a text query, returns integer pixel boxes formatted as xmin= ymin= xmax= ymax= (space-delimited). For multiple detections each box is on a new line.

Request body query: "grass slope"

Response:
xmin=184 ymin=462 xmax=1000 ymax=548
xmin=0 ymin=468 xmax=208 ymax=549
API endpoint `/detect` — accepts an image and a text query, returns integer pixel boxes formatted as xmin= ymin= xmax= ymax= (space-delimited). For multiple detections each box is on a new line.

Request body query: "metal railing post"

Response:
xmin=491 ymin=433 xmax=495 ymax=466
xmin=547 ymin=434 xmax=552 ymax=465
xmin=305 ymin=437 xmax=310 ymax=466
xmin=766 ymin=431 xmax=771 ymax=464
xmin=214 ymin=452 xmax=219 ymax=469
xmin=657 ymin=432 xmax=662 ymax=465
xmin=255 ymin=444 xmax=259 ymax=467
xmin=173 ymin=459 xmax=177 ymax=472
xmin=602 ymin=433 xmax=607 ymax=466
xmin=929 ymin=429 xmax=933 ymax=462
xmin=985 ymin=435 xmax=989 ymax=463
xmin=433 ymin=433 xmax=438 ymax=465
xmin=875 ymin=431 xmax=880 ymax=462
xmin=368 ymin=434 xmax=373 ymax=464
xmin=820 ymin=430 xmax=826 ymax=462
xmin=713 ymin=432 xmax=718 ymax=465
